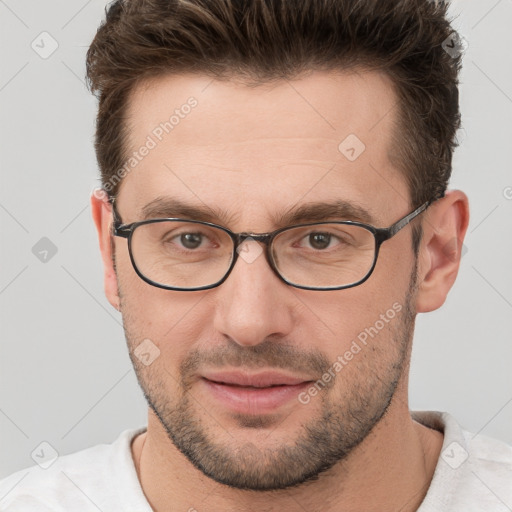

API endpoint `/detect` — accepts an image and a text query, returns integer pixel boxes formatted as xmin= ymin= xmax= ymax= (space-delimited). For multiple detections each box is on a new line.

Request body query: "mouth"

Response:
xmin=200 ymin=371 xmax=314 ymax=414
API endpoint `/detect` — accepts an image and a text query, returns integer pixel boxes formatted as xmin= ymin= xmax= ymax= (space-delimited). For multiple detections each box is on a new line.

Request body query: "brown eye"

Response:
xmin=307 ymin=232 xmax=332 ymax=250
xmin=178 ymin=232 xmax=204 ymax=249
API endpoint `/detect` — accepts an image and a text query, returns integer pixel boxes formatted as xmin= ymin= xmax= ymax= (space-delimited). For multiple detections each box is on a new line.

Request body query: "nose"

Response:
xmin=212 ymin=239 xmax=295 ymax=347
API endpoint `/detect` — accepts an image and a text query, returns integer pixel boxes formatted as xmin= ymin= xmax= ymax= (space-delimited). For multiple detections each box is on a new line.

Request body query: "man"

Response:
xmin=1 ymin=0 xmax=511 ymax=510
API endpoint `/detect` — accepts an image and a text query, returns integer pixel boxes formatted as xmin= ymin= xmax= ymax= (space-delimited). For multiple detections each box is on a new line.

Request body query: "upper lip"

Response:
xmin=201 ymin=370 xmax=313 ymax=388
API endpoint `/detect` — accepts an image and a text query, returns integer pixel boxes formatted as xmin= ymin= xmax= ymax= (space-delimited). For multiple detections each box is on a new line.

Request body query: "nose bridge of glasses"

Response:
xmin=235 ymin=232 xmax=273 ymax=247
xmin=231 ymin=232 xmax=275 ymax=269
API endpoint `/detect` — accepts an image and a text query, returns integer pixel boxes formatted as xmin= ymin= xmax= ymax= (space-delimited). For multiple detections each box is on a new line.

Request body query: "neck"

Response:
xmin=132 ymin=399 xmax=443 ymax=512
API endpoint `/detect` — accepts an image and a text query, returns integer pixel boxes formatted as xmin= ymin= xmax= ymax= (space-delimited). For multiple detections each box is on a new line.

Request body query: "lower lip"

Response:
xmin=201 ymin=378 xmax=311 ymax=414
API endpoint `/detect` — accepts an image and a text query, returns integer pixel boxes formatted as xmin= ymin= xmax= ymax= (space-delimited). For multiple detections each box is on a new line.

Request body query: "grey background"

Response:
xmin=0 ymin=0 xmax=511 ymax=479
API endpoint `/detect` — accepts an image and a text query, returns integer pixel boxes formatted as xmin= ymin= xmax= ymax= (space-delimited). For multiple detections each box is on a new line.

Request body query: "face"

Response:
xmin=110 ymin=70 xmax=420 ymax=490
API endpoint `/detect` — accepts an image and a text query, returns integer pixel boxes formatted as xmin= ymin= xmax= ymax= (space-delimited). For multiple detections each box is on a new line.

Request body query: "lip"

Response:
xmin=200 ymin=370 xmax=313 ymax=415
xmin=201 ymin=370 xmax=311 ymax=388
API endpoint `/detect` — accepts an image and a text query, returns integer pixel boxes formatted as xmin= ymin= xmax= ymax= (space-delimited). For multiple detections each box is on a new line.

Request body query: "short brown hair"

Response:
xmin=87 ymin=0 xmax=462 ymax=210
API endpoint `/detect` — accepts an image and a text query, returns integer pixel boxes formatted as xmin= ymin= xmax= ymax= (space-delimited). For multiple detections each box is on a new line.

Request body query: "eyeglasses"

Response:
xmin=111 ymin=199 xmax=432 ymax=291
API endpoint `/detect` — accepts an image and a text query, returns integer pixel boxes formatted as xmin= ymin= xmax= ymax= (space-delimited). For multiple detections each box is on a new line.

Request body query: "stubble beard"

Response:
xmin=121 ymin=269 xmax=418 ymax=491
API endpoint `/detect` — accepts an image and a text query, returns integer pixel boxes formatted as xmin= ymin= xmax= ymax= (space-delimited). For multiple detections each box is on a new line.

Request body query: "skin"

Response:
xmin=91 ymin=70 xmax=469 ymax=511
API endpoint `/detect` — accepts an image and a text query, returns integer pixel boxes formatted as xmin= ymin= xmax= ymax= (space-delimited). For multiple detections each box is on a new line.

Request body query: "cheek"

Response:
xmin=292 ymin=280 xmax=406 ymax=358
xmin=120 ymin=274 xmax=211 ymax=368
xmin=321 ymin=302 xmax=410 ymax=398
xmin=121 ymin=295 xmax=206 ymax=389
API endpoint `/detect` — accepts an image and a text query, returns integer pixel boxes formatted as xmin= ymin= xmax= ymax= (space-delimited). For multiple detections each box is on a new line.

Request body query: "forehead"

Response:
xmin=118 ymin=70 xmax=409 ymax=228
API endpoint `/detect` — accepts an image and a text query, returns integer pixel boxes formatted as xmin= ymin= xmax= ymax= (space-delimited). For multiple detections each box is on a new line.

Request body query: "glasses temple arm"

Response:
xmin=386 ymin=200 xmax=432 ymax=238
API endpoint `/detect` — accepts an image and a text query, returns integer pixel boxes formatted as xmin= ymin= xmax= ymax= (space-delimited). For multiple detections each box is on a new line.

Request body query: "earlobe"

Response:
xmin=415 ymin=190 xmax=470 ymax=313
xmin=91 ymin=189 xmax=121 ymax=311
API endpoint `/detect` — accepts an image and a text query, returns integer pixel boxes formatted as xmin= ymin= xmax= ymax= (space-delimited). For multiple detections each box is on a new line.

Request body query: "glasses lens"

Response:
xmin=130 ymin=220 xmax=234 ymax=289
xmin=272 ymin=223 xmax=376 ymax=289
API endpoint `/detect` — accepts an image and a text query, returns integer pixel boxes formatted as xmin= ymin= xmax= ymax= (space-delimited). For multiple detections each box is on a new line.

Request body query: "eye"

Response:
xmin=174 ymin=232 xmax=205 ymax=250
xmin=305 ymin=232 xmax=335 ymax=250
xmin=295 ymin=230 xmax=352 ymax=251
xmin=163 ymin=228 xmax=219 ymax=251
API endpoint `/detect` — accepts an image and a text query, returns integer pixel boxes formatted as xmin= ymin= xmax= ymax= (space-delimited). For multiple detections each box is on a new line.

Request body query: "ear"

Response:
xmin=415 ymin=190 xmax=470 ymax=313
xmin=91 ymin=189 xmax=120 ymax=311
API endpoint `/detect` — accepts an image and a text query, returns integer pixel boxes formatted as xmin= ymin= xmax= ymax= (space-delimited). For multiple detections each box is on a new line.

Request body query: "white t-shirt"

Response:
xmin=1 ymin=411 xmax=511 ymax=511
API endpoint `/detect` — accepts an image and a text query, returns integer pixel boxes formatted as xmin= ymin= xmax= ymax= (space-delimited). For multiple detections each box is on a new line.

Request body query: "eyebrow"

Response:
xmin=139 ymin=196 xmax=376 ymax=228
xmin=274 ymin=200 xmax=376 ymax=227
xmin=140 ymin=197 xmax=239 ymax=225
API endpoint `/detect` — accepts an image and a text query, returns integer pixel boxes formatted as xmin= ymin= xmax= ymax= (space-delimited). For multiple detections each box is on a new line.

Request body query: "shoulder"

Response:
xmin=464 ymin=426 xmax=512 ymax=496
xmin=0 ymin=427 xmax=146 ymax=512
xmin=413 ymin=411 xmax=512 ymax=511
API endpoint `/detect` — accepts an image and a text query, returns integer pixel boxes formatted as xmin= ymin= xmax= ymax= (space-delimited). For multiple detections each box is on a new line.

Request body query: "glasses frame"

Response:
xmin=111 ymin=198 xmax=433 ymax=292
